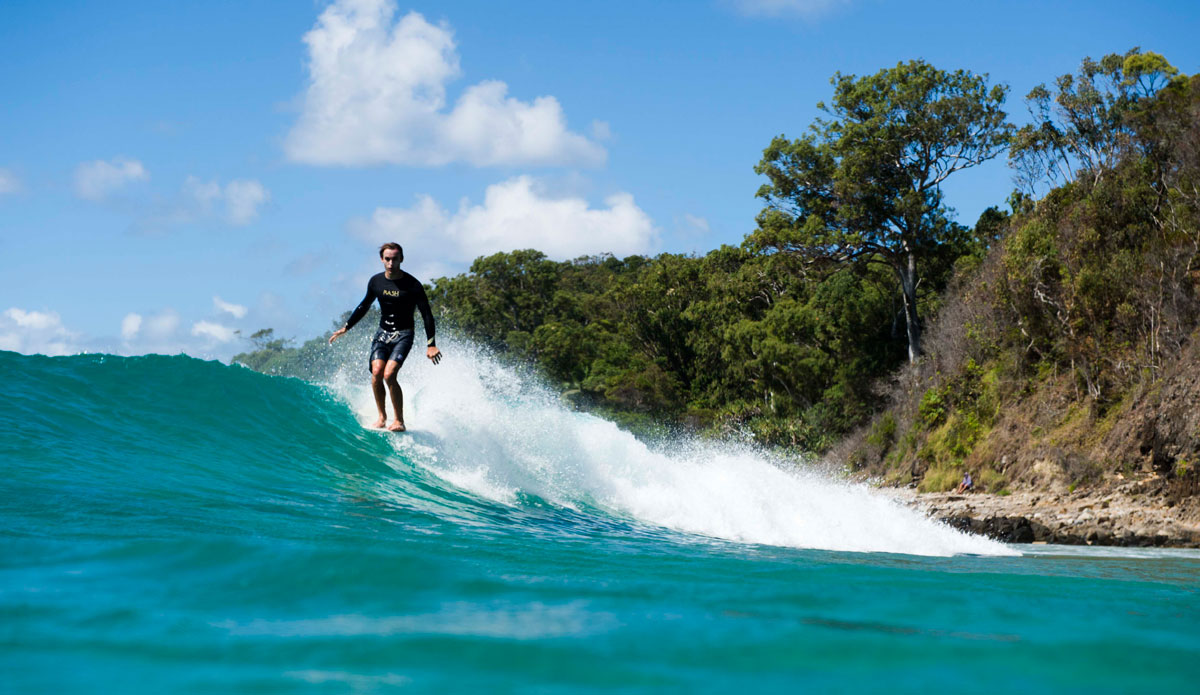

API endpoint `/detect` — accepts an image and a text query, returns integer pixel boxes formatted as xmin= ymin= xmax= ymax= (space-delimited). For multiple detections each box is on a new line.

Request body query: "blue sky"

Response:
xmin=2 ymin=0 xmax=1198 ymax=359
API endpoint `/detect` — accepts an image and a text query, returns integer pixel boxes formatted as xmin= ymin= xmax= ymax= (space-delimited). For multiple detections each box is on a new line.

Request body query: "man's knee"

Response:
xmin=370 ymin=363 xmax=385 ymax=384
xmin=383 ymin=364 xmax=400 ymax=383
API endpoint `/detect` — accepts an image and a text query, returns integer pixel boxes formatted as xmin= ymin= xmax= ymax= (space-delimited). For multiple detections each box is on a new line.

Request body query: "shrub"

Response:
xmin=918 ymin=465 xmax=962 ymax=492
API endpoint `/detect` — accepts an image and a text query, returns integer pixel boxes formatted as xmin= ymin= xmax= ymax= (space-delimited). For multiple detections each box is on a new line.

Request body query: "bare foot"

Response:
xmin=387 ymin=419 xmax=406 ymax=432
xmin=370 ymin=416 xmax=387 ymax=429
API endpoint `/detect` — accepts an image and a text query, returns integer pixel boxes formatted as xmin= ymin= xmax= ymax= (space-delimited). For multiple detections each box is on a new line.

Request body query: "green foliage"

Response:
xmin=976 ymin=465 xmax=1005 ymax=493
xmin=231 ymin=328 xmax=294 ymax=373
xmin=751 ymin=59 xmax=1012 ymax=362
xmin=872 ymin=53 xmax=1200 ymax=492
xmin=865 ymin=412 xmax=897 ymax=449
xmin=419 ymin=243 xmax=913 ymax=448
xmin=917 ymin=408 xmax=987 ymax=474
xmin=917 ymin=464 xmax=962 ymax=493
xmin=918 ymin=387 xmax=948 ymax=428
xmin=1011 ymin=48 xmax=1181 ymax=194
xmin=428 ymin=249 xmax=562 ymax=351
xmin=1001 ymin=71 xmax=1200 ymax=401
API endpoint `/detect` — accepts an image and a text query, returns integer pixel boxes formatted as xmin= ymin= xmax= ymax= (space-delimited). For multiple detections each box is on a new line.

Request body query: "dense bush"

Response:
xmin=420 ymin=244 xmax=917 ymax=449
xmin=847 ymin=58 xmax=1200 ymax=490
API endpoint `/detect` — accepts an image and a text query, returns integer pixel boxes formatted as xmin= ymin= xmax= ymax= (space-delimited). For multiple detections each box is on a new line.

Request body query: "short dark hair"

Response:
xmin=379 ymin=242 xmax=403 ymax=261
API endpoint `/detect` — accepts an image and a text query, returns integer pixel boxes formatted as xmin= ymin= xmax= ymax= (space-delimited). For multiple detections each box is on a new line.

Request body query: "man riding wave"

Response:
xmin=328 ymin=242 xmax=442 ymax=431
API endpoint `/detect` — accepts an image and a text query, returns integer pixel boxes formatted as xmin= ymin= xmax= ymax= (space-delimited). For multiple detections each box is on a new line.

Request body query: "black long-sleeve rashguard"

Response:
xmin=345 ymin=272 xmax=436 ymax=347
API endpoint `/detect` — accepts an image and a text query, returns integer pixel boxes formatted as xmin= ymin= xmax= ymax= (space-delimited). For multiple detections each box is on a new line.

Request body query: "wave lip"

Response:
xmin=334 ymin=344 xmax=1015 ymax=558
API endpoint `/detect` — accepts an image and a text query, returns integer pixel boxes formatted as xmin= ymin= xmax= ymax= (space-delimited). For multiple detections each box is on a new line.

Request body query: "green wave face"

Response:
xmin=1 ymin=350 xmax=538 ymax=545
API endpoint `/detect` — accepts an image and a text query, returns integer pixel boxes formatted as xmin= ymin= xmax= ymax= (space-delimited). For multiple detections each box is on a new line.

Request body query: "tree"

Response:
xmin=1001 ymin=58 xmax=1198 ymax=398
xmin=428 ymin=249 xmax=561 ymax=349
xmin=1010 ymin=48 xmax=1180 ymax=195
xmin=247 ymin=328 xmax=291 ymax=352
xmin=751 ymin=60 xmax=1012 ymax=363
xmin=616 ymin=254 xmax=706 ymax=392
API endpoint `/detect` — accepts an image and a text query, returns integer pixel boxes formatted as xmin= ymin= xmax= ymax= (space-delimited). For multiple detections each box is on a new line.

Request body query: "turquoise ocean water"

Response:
xmin=2 ymin=348 xmax=1198 ymax=693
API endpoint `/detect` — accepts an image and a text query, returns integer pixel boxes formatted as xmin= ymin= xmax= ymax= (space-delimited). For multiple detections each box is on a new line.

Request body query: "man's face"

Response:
xmin=381 ymin=249 xmax=401 ymax=273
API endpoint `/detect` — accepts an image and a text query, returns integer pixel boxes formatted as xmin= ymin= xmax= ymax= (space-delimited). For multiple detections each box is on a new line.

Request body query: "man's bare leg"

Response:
xmin=369 ymin=359 xmax=388 ymax=428
xmin=384 ymin=360 xmax=405 ymax=431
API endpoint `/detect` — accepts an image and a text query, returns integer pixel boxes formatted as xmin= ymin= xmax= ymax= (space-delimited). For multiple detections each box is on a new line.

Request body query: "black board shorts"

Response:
xmin=369 ymin=329 xmax=414 ymax=369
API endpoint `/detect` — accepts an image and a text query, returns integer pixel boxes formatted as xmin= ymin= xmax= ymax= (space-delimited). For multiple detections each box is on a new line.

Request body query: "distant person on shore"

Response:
xmin=955 ymin=471 xmax=974 ymax=494
xmin=328 ymin=242 xmax=442 ymax=432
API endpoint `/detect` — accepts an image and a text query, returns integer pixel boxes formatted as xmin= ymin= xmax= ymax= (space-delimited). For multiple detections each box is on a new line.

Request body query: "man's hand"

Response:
xmin=427 ymin=346 xmax=442 ymax=365
xmin=328 ymin=326 xmax=347 ymax=345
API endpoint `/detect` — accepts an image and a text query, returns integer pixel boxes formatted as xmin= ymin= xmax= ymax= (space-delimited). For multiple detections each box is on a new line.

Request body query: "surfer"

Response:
xmin=328 ymin=242 xmax=442 ymax=432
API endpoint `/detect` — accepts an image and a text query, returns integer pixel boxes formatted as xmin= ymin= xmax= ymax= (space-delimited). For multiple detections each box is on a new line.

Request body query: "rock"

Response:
xmin=1011 ymin=518 xmax=1035 ymax=543
xmin=881 ymin=486 xmax=1199 ymax=548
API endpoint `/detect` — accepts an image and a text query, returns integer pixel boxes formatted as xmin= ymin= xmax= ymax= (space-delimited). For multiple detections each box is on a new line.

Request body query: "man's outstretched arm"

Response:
xmin=329 ymin=287 xmax=375 ymax=344
xmin=416 ymin=283 xmax=441 ymax=364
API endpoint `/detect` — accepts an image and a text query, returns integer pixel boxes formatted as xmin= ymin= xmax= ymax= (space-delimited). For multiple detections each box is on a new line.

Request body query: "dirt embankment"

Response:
xmin=868 ymin=333 xmax=1200 ymax=547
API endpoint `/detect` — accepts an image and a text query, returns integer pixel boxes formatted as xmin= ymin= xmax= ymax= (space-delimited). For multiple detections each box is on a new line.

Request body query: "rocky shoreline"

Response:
xmin=883 ymin=474 xmax=1200 ymax=548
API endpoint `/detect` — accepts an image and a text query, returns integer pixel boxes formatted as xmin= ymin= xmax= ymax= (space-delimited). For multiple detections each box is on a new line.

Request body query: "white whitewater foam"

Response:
xmin=330 ymin=341 xmax=1015 ymax=557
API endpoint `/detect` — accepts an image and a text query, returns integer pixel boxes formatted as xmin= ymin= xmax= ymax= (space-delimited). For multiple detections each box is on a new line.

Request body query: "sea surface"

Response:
xmin=2 ymin=348 xmax=1198 ymax=693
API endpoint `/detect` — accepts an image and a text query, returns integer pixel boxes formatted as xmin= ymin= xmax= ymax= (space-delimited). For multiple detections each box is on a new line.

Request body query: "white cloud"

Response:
xmin=224 ymin=180 xmax=269 ymax=225
xmin=679 ymin=213 xmax=711 ymax=237
xmin=0 ymin=167 xmax=21 ymax=195
xmin=116 ymin=308 xmax=242 ymax=357
xmin=286 ymin=1 xmax=604 ymax=167
xmin=191 ymin=320 xmax=237 ymax=343
xmin=144 ymin=309 xmax=181 ymax=339
xmin=213 ymin=296 xmax=248 ymax=319
xmin=5 ymin=308 xmax=61 ymax=331
xmin=121 ymin=313 xmax=142 ymax=340
xmin=351 ymin=175 xmax=659 ymax=272
xmin=183 ymin=176 xmax=269 ymax=225
xmin=183 ymin=176 xmax=222 ymax=206
xmin=590 ymin=121 xmax=613 ymax=141
xmin=727 ymin=0 xmax=849 ymax=18
xmin=0 ymin=305 xmax=261 ymax=360
xmin=0 ymin=308 xmax=82 ymax=356
xmin=74 ymin=158 xmax=148 ymax=201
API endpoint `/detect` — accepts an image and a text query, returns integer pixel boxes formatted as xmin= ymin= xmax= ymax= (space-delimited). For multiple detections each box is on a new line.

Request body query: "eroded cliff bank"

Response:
xmin=886 ymin=469 xmax=1200 ymax=547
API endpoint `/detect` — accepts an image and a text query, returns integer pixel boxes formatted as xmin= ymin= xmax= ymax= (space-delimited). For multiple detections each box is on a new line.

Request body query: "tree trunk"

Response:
xmin=898 ymin=251 xmax=921 ymax=363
